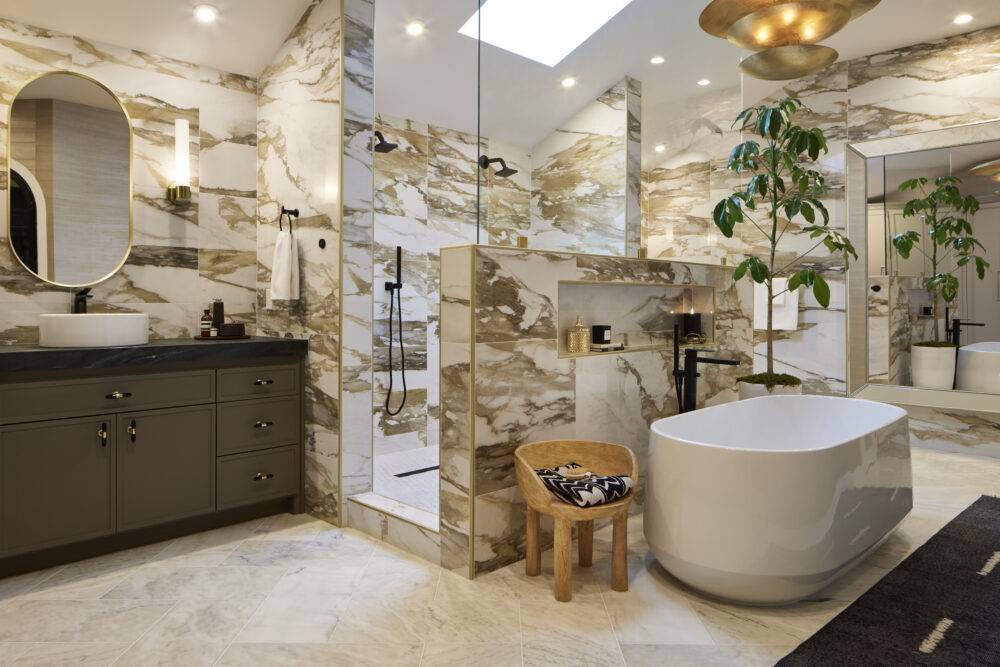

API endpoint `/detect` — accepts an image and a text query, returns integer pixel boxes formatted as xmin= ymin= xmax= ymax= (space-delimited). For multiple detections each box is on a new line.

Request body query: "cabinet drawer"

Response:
xmin=218 ymin=396 xmax=299 ymax=455
xmin=218 ymin=365 xmax=299 ymax=401
xmin=0 ymin=371 xmax=215 ymax=425
xmin=218 ymin=446 xmax=298 ymax=510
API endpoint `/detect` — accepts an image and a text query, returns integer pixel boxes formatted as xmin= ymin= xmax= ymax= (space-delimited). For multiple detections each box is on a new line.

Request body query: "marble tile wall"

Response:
xmin=440 ymin=245 xmax=753 ymax=576
xmin=643 ymin=25 xmax=1000 ymax=396
xmin=530 ymin=78 xmax=640 ymax=256
xmin=0 ymin=18 xmax=258 ymax=344
xmin=256 ymin=0 xmax=344 ymax=524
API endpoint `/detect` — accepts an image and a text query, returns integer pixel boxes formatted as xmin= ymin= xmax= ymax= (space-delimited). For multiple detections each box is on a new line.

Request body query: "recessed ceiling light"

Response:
xmin=458 ymin=0 xmax=636 ymax=67
xmin=193 ymin=4 xmax=218 ymax=23
xmin=406 ymin=20 xmax=425 ymax=36
xmin=953 ymin=14 xmax=973 ymax=25
xmin=650 ymin=55 xmax=665 ymax=65
xmin=654 ymin=144 xmax=666 ymax=153
xmin=697 ymin=78 xmax=711 ymax=86
xmin=561 ymin=77 xmax=576 ymax=88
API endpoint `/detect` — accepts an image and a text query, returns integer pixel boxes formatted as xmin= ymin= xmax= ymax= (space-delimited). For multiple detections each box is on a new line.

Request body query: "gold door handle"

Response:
xmin=253 ymin=472 xmax=275 ymax=481
xmin=254 ymin=378 xmax=274 ymax=386
xmin=253 ymin=420 xmax=274 ymax=429
xmin=97 ymin=423 xmax=109 ymax=448
xmin=106 ymin=391 xmax=133 ymax=400
xmin=127 ymin=419 xmax=137 ymax=443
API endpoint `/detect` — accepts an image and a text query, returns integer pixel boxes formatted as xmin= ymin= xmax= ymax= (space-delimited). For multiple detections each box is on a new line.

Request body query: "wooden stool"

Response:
xmin=514 ymin=440 xmax=637 ymax=602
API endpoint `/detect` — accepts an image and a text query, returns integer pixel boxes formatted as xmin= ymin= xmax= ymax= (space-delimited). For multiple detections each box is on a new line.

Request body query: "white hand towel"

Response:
xmin=754 ymin=278 xmax=799 ymax=331
xmin=268 ymin=229 xmax=299 ymax=305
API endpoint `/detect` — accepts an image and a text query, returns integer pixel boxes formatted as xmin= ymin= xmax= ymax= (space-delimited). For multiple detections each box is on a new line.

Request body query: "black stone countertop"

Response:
xmin=0 ymin=337 xmax=307 ymax=374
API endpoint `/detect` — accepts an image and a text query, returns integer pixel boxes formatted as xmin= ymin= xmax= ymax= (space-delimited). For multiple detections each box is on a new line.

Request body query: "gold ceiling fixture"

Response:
xmin=969 ymin=158 xmax=1000 ymax=183
xmin=699 ymin=0 xmax=881 ymax=80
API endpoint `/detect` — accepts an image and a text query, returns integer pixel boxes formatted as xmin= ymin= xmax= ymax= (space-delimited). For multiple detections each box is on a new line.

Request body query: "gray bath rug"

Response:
xmin=778 ymin=495 xmax=1000 ymax=666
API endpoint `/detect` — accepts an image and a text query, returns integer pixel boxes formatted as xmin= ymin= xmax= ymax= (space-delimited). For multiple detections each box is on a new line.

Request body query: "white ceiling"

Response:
xmin=0 ymin=0 xmax=312 ymax=77
xmin=375 ymin=0 xmax=1000 ymax=160
xmin=2 ymin=0 xmax=998 ymax=160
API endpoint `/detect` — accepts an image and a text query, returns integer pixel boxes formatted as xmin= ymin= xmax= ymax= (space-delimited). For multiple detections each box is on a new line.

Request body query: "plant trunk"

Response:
xmin=766 ymin=280 xmax=774 ymax=374
xmin=931 ymin=294 xmax=940 ymax=342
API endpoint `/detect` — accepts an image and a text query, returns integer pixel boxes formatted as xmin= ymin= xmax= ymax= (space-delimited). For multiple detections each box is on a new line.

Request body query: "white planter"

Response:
xmin=738 ymin=380 xmax=803 ymax=400
xmin=911 ymin=344 xmax=956 ymax=390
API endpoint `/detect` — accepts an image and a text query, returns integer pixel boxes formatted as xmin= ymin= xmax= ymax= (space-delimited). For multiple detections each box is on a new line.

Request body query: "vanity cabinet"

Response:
xmin=0 ymin=341 xmax=306 ymax=570
xmin=116 ymin=405 xmax=215 ymax=531
xmin=0 ymin=415 xmax=116 ymax=554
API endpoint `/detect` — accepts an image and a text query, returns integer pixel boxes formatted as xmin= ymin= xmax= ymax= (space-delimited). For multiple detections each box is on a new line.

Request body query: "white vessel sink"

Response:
xmin=39 ymin=313 xmax=150 ymax=348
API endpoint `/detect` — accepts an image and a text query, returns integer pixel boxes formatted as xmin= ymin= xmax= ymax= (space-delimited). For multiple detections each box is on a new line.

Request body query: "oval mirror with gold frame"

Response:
xmin=7 ymin=70 xmax=133 ymax=287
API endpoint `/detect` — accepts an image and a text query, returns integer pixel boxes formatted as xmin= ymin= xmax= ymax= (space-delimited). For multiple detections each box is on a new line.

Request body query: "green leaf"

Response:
xmin=800 ymin=201 xmax=815 ymax=223
xmin=733 ymin=259 xmax=749 ymax=281
xmin=812 ymin=274 xmax=830 ymax=308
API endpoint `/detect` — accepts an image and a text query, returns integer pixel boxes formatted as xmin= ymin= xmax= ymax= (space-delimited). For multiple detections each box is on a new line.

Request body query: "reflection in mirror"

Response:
xmin=866 ymin=140 xmax=1000 ymax=392
xmin=8 ymin=72 xmax=131 ymax=286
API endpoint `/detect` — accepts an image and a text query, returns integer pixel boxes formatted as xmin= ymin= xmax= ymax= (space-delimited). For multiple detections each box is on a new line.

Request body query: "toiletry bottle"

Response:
xmin=211 ymin=299 xmax=225 ymax=329
xmin=210 ymin=325 xmax=219 ymax=337
xmin=200 ymin=309 xmax=212 ymax=337
xmin=567 ymin=316 xmax=589 ymax=354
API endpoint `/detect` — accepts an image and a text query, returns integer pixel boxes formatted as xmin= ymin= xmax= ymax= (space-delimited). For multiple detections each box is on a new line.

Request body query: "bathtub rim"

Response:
xmin=650 ymin=395 xmax=908 ymax=454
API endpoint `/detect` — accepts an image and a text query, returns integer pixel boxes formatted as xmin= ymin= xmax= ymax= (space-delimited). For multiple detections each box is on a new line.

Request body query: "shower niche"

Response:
xmin=556 ymin=281 xmax=716 ymax=357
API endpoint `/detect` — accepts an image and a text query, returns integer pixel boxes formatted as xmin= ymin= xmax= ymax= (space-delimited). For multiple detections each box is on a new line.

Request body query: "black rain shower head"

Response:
xmin=479 ymin=155 xmax=518 ymax=178
xmin=374 ymin=131 xmax=398 ymax=153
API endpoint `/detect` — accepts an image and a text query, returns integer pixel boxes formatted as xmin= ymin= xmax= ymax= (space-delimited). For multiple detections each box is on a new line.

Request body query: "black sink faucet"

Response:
xmin=73 ymin=288 xmax=92 ymax=314
xmin=672 ymin=324 xmax=740 ymax=413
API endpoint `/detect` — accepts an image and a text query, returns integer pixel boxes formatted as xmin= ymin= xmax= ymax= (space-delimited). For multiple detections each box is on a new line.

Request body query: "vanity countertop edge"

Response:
xmin=0 ymin=336 xmax=308 ymax=374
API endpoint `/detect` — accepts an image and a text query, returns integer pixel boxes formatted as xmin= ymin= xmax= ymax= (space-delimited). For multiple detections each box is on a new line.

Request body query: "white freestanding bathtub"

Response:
xmin=956 ymin=341 xmax=1000 ymax=393
xmin=645 ymin=395 xmax=912 ymax=605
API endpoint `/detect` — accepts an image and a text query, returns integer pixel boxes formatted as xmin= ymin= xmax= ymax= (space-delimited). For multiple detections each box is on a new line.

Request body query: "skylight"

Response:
xmin=458 ymin=0 xmax=635 ymax=67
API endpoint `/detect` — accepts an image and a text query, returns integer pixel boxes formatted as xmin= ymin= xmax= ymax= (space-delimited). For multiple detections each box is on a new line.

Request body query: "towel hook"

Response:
xmin=279 ymin=206 xmax=299 ymax=232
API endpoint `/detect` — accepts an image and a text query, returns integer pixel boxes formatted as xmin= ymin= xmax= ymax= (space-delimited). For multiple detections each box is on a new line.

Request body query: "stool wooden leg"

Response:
xmin=554 ymin=518 xmax=572 ymax=602
xmin=611 ymin=510 xmax=628 ymax=592
xmin=578 ymin=520 xmax=594 ymax=567
xmin=526 ymin=507 xmax=541 ymax=577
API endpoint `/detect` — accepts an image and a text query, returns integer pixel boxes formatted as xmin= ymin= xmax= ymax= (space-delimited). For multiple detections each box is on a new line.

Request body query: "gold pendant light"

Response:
xmin=740 ymin=44 xmax=839 ymax=80
xmin=699 ymin=0 xmax=881 ymax=80
xmin=969 ymin=158 xmax=1000 ymax=183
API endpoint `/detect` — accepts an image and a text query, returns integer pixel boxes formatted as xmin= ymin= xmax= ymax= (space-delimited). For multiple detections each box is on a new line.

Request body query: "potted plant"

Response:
xmin=713 ymin=97 xmax=857 ymax=399
xmin=891 ymin=176 xmax=987 ymax=389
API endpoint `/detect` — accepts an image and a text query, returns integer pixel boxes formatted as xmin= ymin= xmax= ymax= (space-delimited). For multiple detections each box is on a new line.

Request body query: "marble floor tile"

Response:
xmin=221 ymin=533 xmax=374 ymax=569
xmin=250 ymin=514 xmax=329 ymax=541
xmin=520 ymin=595 xmax=622 ymax=661
xmin=620 ymin=643 xmax=795 ymax=666
xmin=0 ymin=599 xmax=173 ymax=643
xmin=8 ymin=642 xmax=131 ymax=666
xmin=147 ymin=520 xmax=264 ymax=566
xmin=103 ymin=566 xmax=284 ymax=601
xmin=686 ymin=596 xmax=841 ymax=647
xmin=0 ymin=570 xmax=57 ymax=605
xmin=20 ymin=544 xmax=170 ymax=601
xmin=114 ymin=639 xmax=230 ymax=667
xmin=234 ymin=593 xmax=352 ymax=643
xmin=419 ymin=642 xmax=522 ymax=667
xmin=522 ymin=640 xmax=625 ymax=667
xmin=602 ymin=557 xmax=714 ymax=645
xmin=217 ymin=642 xmax=422 ymax=666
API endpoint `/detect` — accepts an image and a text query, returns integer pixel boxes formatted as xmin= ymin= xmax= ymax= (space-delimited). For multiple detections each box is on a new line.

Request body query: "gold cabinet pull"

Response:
xmin=127 ymin=418 xmax=137 ymax=443
xmin=253 ymin=420 xmax=274 ymax=429
xmin=97 ymin=422 xmax=109 ymax=448
xmin=106 ymin=391 xmax=133 ymax=400
xmin=253 ymin=472 xmax=275 ymax=481
xmin=254 ymin=378 xmax=274 ymax=386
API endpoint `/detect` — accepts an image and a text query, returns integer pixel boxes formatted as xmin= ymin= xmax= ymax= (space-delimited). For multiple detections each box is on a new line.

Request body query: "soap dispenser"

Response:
xmin=567 ymin=316 xmax=589 ymax=354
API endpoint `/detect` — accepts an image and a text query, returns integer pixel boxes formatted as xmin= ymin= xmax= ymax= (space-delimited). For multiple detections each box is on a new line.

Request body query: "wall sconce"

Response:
xmin=167 ymin=118 xmax=191 ymax=203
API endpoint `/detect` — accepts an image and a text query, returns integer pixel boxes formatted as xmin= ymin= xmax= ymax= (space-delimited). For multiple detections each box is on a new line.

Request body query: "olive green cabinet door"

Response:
xmin=0 ymin=416 xmax=115 ymax=555
xmin=117 ymin=405 xmax=215 ymax=531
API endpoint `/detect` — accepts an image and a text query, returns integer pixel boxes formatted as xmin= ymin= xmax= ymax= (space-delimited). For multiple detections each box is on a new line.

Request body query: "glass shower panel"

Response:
xmin=370 ymin=0 xmax=480 ymax=515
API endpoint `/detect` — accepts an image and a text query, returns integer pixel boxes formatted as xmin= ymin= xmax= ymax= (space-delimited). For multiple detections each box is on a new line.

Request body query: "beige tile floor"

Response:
xmin=0 ymin=447 xmax=997 ymax=666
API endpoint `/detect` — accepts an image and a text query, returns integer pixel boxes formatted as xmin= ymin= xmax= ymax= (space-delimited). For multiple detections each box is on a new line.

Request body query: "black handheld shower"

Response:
xmin=384 ymin=245 xmax=407 ymax=415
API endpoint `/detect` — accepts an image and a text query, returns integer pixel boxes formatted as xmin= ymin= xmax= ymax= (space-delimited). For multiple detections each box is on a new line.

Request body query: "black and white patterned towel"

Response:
xmin=534 ymin=462 xmax=633 ymax=507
